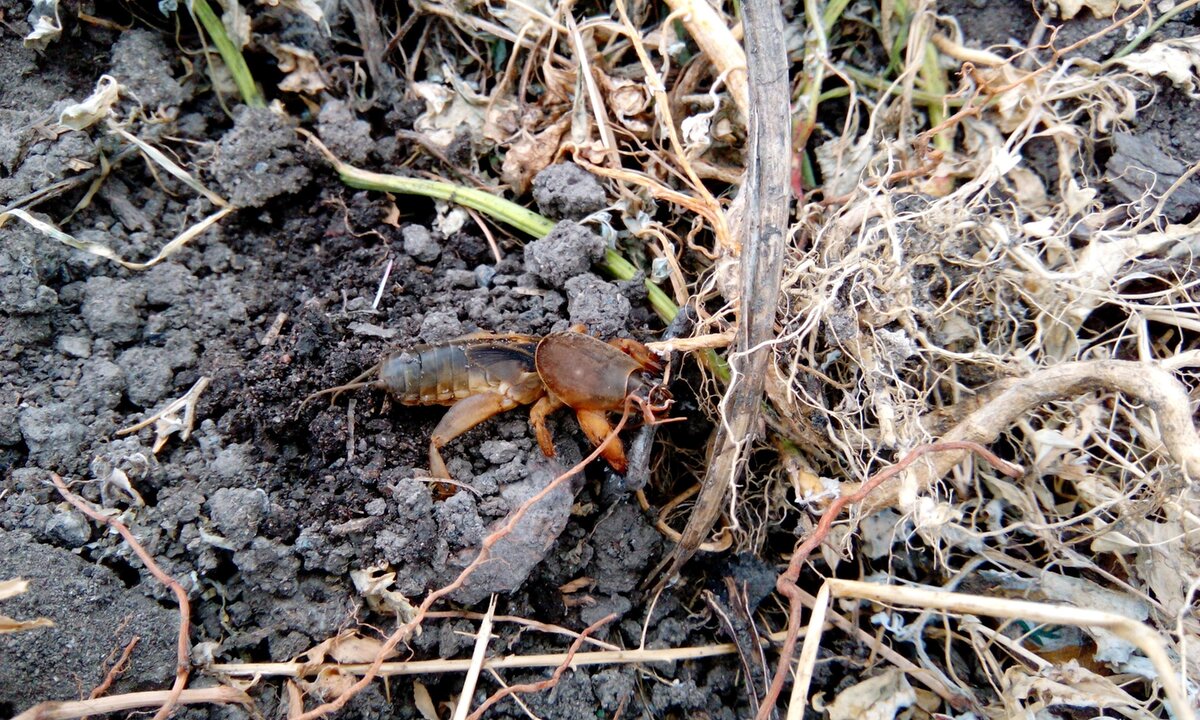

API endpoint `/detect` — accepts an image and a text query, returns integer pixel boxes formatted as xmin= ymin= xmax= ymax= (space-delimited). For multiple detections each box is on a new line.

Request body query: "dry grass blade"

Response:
xmin=465 ymin=613 xmax=617 ymax=720
xmin=108 ymin=126 xmax=228 ymax=208
xmin=0 ymin=206 xmax=234 ymax=271
xmin=208 ymin=632 xmax=790 ymax=678
xmin=11 ymin=687 xmax=252 ymax=720
xmin=791 ymin=579 xmax=1195 ymax=720
xmin=451 ymin=596 xmax=497 ymax=720
xmin=0 ymin=579 xmax=55 ymax=634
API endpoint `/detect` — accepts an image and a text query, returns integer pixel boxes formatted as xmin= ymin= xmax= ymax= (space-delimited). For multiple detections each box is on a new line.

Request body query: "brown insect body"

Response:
xmin=535 ymin=332 xmax=650 ymax=411
xmin=370 ymin=329 xmax=666 ymax=482
xmin=378 ymin=334 xmax=542 ymax=406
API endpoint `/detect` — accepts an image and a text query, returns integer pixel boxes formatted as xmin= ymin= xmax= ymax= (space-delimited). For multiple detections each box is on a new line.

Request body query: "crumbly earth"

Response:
xmin=0 ymin=4 xmax=709 ymax=716
xmin=2 ymin=2 xmax=1197 ymax=719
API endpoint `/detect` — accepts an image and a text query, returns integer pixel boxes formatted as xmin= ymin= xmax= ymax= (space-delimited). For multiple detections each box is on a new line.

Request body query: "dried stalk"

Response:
xmin=658 ymin=0 xmax=790 ymax=584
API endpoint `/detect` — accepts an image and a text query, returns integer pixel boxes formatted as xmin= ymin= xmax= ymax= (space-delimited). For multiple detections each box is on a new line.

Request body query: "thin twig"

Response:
xmin=86 ymin=636 xmax=140 ymax=702
xmin=423 ymin=610 xmax=622 ymax=651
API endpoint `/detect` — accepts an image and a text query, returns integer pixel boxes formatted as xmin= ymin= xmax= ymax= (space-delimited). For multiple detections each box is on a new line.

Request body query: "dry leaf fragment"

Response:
xmin=487 ymin=0 xmax=553 ymax=33
xmin=350 ymin=565 xmax=420 ymax=621
xmin=501 ymin=116 xmax=570 ymax=194
xmin=412 ymin=80 xmax=484 ymax=147
xmin=820 ymin=668 xmax=916 ymax=720
xmin=601 ymin=73 xmax=653 ymax=134
xmin=328 ymin=631 xmax=397 ymax=664
xmin=814 ymin=134 xmax=874 ymax=198
xmin=292 ymin=630 xmax=397 ymax=700
xmin=1113 ymin=37 xmax=1200 ymax=96
xmin=59 ymin=75 xmax=122 ymax=131
xmin=0 ymin=579 xmax=55 ymax=634
xmin=413 ymin=681 xmax=439 ymax=720
xmin=258 ymin=0 xmax=329 ymax=34
xmin=300 ymin=666 xmax=358 ymax=701
xmin=293 ymin=629 xmax=398 ymax=666
xmin=1005 ymin=661 xmax=1142 ymax=711
xmin=1051 ymin=0 xmax=1139 ymax=20
xmin=284 ymin=679 xmax=305 ymax=719
xmin=23 ymin=0 xmax=61 ymax=49
xmin=272 ymin=43 xmax=328 ymax=94
xmin=222 ymin=0 xmax=250 ymax=48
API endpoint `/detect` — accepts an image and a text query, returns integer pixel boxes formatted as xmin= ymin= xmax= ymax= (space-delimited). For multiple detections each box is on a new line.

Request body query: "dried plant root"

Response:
xmin=855 ymin=357 xmax=1200 ymax=514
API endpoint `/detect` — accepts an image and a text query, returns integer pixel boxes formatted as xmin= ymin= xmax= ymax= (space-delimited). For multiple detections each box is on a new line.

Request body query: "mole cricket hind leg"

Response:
xmin=428 ymin=392 xmax=521 ymax=479
xmin=575 ymin=409 xmax=627 ymax=474
xmin=528 ymin=393 xmax=565 ymax=457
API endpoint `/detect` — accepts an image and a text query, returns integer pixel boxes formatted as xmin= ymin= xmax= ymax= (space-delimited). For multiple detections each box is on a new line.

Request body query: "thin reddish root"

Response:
xmin=465 ymin=613 xmax=618 ymax=720
xmin=50 ymin=474 xmax=192 ymax=720
xmin=754 ymin=441 xmax=1022 ymax=720
xmin=291 ymin=404 xmax=638 ymax=720
xmin=87 ymin=636 xmax=140 ymax=703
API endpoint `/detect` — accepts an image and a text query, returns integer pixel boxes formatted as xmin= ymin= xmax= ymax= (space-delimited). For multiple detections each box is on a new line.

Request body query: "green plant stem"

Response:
xmin=842 ymin=65 xmax=964 ymax=106
xmin=793 ymin=0 xmax=830 ymax=153
xmin=338 ymin=165 xmax=555 ymax=238
xmin=332 ymin=158 xmax=681 ymax=324
xmin=821 ymin=0 xmax=852 ymax=32
xmin=600 ymin=249 xmax=679 ymax=323
xmin=1106 ymin=0 xmax=1200 ymax=63
xmin=314 ymin=138 xmax=733 ymax=380
xmin=919 ymin=42 xmax=952 ymax=153
xmin=800 ymin=149 xmax=816 ymax=190
xmin=191 ymin=0 xmax=265 ymax=108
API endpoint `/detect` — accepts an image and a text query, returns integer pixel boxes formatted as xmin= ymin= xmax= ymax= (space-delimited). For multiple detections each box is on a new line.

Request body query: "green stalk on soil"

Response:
xmin=919 ymin=42 xmax=952 ymax=153
xmin=306 ymin=133 xmax=679 ymax=323
xmin=190 ymin=0 xmax=265 ymax=108
xmin=302 ymin=131 xmax=731 ymax=381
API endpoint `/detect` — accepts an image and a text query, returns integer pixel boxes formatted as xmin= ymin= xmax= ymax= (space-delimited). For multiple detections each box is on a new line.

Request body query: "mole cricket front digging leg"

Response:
xmin=575 ymin=408 xmax=627 ymax=473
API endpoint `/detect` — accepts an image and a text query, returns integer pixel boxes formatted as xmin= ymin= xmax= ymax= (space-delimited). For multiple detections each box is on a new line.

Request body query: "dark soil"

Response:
xmin=2 ymin=1 xmax=1197 ymax=718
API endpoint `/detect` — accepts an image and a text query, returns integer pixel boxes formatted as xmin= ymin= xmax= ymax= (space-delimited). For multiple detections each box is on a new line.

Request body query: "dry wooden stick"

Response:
xmin=661 ymin=0 xmax=748 ymax=118
xmin=49 ymin=474 xmax=192 ymax=720
xmin=13 ymin=687 xmax=251 ymax=720
xmin=657 ymin=0 xmax=791 ymax=587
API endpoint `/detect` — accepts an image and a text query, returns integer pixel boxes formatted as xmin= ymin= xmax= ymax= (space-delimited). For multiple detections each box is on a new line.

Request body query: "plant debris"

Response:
xmin=2 ymin=0 xmax=1200 ymax=718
